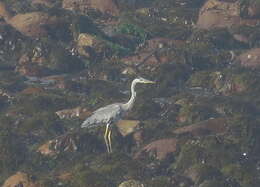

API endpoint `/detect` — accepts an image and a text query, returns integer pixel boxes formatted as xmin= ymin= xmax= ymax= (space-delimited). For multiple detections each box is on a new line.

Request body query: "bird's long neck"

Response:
xmin=123 ymin=79 xmax=137 ymax=111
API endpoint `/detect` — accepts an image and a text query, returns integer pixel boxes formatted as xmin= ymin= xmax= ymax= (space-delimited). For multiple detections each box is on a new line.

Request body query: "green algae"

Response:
xmin=116 ymin=23 xmax=148 ymax=43
xmin=185 ymin=163 xmax=223 ymax=185
xmin=0 ymin=116 xmax=27 ymax=183
xmin=172 ymin=142 xmax=204 ymax=172
xmin=89 ymin=152 xmax=145 ymax=184
xmin=70 ymin=164 xmax=111 ymax=187
xmin=221 ymin=163 xmax=259 ymax=186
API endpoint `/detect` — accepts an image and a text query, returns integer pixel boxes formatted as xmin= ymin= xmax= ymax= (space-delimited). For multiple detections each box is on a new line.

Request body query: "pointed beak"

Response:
xmin=144 ymin=79 xmax=156 ymax=84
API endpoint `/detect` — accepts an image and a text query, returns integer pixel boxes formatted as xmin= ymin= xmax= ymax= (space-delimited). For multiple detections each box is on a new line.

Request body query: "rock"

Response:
xmin=173 ymin=118 xmax=228 ymax=137
xmin=76 ymin=33 xmax=108 ymax=59
xmin=134 ymin=138 xmax=178 ymax=160
xmin=21 ymin=87 xmax=45 ymax=95
xmin=116 ymin=120 xmax=140 ymax=137
xmin=38 ymin=134 xmax=78 ymax=156
xmin=57 ymin=172 xmax=73 ymax=181
xmin=62 ymin=0 xmax=119 ymax=16
xmin=7 ymin=12 xmax=61 ymax=38
xmin=37 ymin=140 xmax=57 ymax=156
xmin=77 ymin=33 xmax=97 ymax=47
xmin=3 ymin=172 xmax=40 ymax=187
xmin=184 ymin=164 xmax=222 ymax=185
xmin=237 ymin=48 xmax=260 ymax=68
xmin=32 ymin=0 xmax=57 ymax=8
xmin=133 ymin=130 xmax=144 ymax=147
xmin=121 ymin=38 xmax=182 ymax=67
xmin=143 ymin=37 xmax=181 ymax=51
xmin=121 ymin=51 xmax=163 ymax=66
xmin=118 ymin=179 xmax=144 ymax=187
xmin=0 ymin=2 xmax=12 ymax=20
xmin=247 ymin=0 xmax=260 ymax=18
xmin=55 ymin=106 xmax=92 ymax=120
xmin=121 ymin=67 xmax=137 ymax=75
xmin=196 ymin=0 xmax=260 ymax=30
xmin=77 ymin=33 xmax=102 ymax=57
xmin=15 ymin=64 xmax=49 ymax=77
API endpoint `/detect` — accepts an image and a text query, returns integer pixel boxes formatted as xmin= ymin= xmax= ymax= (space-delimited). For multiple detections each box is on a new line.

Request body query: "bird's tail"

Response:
xmin=81 ymin=118 xmax=96 ymax=129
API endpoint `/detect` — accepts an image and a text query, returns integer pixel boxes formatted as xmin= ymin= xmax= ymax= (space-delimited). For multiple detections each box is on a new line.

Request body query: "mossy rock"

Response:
xmin=172 ymin=142 xmax=204 ymax=172
xmin=172 ymin=136 xmax=239 ymax=173
xmin=187 ymin=71 xmax=212 ymax=88
xmin=198 ymin=136 xmax=239 ymax=169
xmin=223 ymin=115 xmax=260 ymax=154
xmin=89 ymin=153 xmax=145 ymax=184
xmin=0 ymin=117 xmax=27 ymax=182
xmin=221 ymin=163 xmax=259 ymax=186
xmin=184 ymin=163 xmax=223 ymax=185
xmin=70 ymin=164 xmax=111 ymax=187
xmin=177 ymin=103 xmax=218 ymax=124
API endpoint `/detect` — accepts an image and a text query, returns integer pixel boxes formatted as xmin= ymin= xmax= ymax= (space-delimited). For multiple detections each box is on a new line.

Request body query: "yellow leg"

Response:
xmin=108 ymin=129 xmax=112 ymax=153
xmin=104 ymin=123 xmax=110 ymax=153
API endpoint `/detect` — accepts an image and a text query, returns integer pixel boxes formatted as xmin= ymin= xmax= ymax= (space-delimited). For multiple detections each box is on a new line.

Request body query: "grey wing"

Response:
xmin=81 ymin=103 xmax=123 ymax=128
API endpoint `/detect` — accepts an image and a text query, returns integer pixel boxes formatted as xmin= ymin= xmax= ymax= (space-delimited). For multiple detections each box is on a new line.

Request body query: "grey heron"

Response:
xmin=81 ymin=77 xmax=155 ymax=153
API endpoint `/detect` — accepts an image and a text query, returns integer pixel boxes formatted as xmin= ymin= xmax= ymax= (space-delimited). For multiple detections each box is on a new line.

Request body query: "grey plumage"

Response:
xmin=80 ymin=77 xmax=155 ymax=153
xmin=81 ymin=103 xmax=123 ymax=128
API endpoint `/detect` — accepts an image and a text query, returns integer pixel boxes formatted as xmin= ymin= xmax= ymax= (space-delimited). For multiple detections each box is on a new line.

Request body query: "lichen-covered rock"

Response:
xmin=3 ymin=172 xmax=41 ymax=187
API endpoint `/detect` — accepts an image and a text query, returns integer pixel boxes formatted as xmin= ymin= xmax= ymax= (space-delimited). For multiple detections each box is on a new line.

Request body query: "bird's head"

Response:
xmin=135 ymin=77 xmax=156 ymax=84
